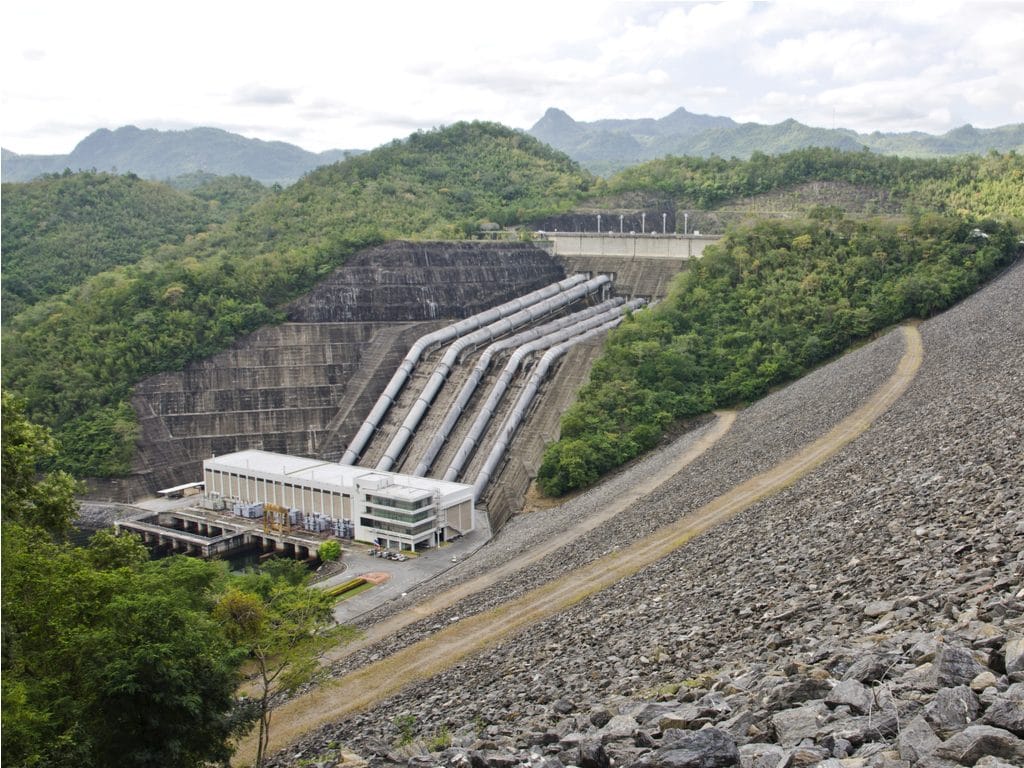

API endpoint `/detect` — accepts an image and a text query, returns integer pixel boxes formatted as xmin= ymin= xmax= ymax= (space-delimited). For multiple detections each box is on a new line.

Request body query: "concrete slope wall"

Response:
xmin=287 ymin=241 xmax=566 ymax=322
xmin=110 ymin=242 xmax=566 ymax=500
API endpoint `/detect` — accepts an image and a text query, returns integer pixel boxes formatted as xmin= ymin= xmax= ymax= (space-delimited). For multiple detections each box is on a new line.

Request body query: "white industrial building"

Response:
xmin=202 ymin=449 xmax=474 ymax=551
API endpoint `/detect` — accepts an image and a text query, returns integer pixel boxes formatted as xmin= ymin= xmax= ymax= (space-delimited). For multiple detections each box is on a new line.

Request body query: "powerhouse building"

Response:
xmin=202 ymin=449 xmax=474 ymax=551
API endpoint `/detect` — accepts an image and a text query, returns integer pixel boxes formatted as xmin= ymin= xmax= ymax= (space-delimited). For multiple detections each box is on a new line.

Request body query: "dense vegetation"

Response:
xmin=537 ymin=213 xmax=1020 ymax=495
xmin=0 ymin=393 xmax=340 ymax=767
xmin=603 ymin=148 xmax=1024 ymax=218
xmin=0 ymin=172 xmax=229 ymax=319
xmin=1 ymin=122 xmax=593 ymax=476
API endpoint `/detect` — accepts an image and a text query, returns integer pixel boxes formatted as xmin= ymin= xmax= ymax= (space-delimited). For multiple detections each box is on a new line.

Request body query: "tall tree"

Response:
xmin=215 ymin=563 xmax=344 ymax=767
xmin=1 ymin=527 xmax=247 ymax=767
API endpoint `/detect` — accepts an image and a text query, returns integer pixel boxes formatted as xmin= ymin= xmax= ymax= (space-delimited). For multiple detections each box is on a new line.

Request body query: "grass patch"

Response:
xmin=323 ymin=577 xmax=368 ymax=599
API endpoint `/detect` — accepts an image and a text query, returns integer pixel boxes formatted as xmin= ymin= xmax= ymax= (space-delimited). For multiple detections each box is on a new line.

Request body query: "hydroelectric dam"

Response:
xmin=99 ymin=234 xmax=715 ymax=532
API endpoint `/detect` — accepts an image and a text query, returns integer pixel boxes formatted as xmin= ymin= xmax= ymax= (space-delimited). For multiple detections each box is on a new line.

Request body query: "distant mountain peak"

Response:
xmin=2 ymin=126 xmax=365 ymax=186
xmin=526 ymin=106 xmax=1024 ymax=174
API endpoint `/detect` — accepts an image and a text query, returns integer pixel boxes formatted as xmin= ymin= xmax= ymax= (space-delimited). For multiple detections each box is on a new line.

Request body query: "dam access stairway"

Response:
xmin=116 ymin=238 xmax=698 ymax=529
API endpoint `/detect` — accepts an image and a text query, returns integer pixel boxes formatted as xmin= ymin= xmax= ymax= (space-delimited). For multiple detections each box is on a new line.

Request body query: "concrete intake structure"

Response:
xmin=374 ymin=274 xmax=612 ymax=473
xmin=410 ymin=297 xmax=626 ymax=478
xmin=339 ymin=274 xmax=591 ymax=466
xmin=471 ymin=316 xmax=628 ymax=502
xmin=444 ymin=298 xmax=646 ymax=484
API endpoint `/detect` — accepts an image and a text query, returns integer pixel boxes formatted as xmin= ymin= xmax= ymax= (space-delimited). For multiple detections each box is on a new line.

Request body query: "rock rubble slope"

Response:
xmin=271 ymin=260 xmax=1023 ymax=768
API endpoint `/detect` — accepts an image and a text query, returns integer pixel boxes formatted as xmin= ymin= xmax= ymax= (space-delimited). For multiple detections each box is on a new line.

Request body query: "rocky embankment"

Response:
xmin=272 ymin=260 xmax=1023 ymax=768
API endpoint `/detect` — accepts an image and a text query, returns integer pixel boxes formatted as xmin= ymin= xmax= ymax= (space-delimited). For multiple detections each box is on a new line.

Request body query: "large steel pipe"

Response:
xmin=339 ymin=273 xmax=589 ymax=465
xmin=411 ymin=297 xmax=625 ymax=476
xmin=376 ymin=275 xmax=612 ymax=471
xmin=471 ymin=317 xmax=627 ymax=501
xmin=444 ymin=298 xmax=645 ymax=483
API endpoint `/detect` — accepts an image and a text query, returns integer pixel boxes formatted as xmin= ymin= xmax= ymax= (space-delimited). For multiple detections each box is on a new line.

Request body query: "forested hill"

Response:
xmin=0 ymin=172 xmax=270 ymax=320
xmin=530 ymin=106 xmax=1024 ymax=174
xmin=1 ymin=122 xmax=594 ymax=476
xmin=1 ymin=125 xmax=363 ymax=186
xmin=3 ymin=125 xmax=1021 ymax=482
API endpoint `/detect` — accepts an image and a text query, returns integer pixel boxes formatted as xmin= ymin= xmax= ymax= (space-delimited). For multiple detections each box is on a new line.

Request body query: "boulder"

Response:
xmin=635 ymin=727 xmax=740 ymax=768
xmin=933 ymin=725 xmax=1024 ymax=766
xmin=932 ymin=645 xmax=986 ymax=690
xmin=924 ymin=686 xmax=981 ymax=738
xmin=897 ymin=715 xmax=941 ymax=764
xmin=1004 ymin=636 xmax=1024 ymax=682
xmin=825 ymin=679 xmax=874 ymax=715
xmin=864 ymin=600 xmax=897 ymax=618
xmin=590 ymin=707 xmax=614 ymax=729
xmin=553 ymin=699 xmax=575 ymax=716
xmin=843 ymin=653 xmax=900 ymax=684
xmin=981 ymin=698 xmax=1024 ymax=738
xmin=763 ymin=679 xmax=831 ymax=710
xmin=657 ymin=706 xmax=704 ymax=732
xmin=577 ymin=740 xmax=610 ymax=768
xmin=771 ymin=703 xmax=826 ymax=747
xmin=598 ymin=715 xmax=640 ymax=744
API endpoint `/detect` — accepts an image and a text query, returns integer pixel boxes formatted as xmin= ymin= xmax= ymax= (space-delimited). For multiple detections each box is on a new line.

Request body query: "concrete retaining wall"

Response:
xmin=545 ymin=233 xmax=718 ymax=260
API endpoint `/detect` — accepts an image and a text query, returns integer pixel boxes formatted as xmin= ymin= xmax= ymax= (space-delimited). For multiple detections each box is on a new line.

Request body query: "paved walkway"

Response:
xmin=324 ymin=517 xmax=493 ymax=624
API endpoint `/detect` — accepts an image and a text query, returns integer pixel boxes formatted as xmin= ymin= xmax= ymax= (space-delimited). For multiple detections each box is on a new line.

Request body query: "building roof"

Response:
xmin=204 ymin=449 xmax=471 ymax=500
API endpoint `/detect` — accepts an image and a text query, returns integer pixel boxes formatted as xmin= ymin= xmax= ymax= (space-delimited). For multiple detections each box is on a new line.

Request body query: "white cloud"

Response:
xmin=2 ymin=0 xmax=1022 ymax=155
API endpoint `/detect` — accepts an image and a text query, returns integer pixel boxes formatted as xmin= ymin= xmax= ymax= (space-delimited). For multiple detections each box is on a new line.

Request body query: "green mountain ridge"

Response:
xmin=529 ymin=107 xmax=1024 ymax=174
xmin=3 ymin=121 xmax=1022 ymax=481
xmin=1 ymin=126 xmax=364 ymax=186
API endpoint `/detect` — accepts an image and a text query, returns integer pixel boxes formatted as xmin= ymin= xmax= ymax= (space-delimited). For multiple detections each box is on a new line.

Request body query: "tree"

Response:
xmin=216 ymin=568 xmax=344 ymax=767
xmin=1 ymin=528 xmax=247 ymax=767
xmin=1 ymin=391 xmax=81 ymax=538
xmin=319 ymin=539 xmax=342 ymax=562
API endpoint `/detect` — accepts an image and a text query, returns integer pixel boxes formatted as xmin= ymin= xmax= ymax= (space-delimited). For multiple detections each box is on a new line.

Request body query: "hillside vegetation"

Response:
xmin=3 ymin=126 xmax=1021 ymax=482
xmin=537 ymin=213 xmax=1020 ymax=495
xmin=0 ymin=172 xmax=233 ymax=319
xmin=1 ymin=122 xmax=593 ymax=476
xmin=602 ymin=148 xmax=1024 ymax=219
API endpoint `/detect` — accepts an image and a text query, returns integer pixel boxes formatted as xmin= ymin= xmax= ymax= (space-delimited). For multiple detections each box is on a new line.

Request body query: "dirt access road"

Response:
xmin=234 ymin=324 xmax=923 ymax=766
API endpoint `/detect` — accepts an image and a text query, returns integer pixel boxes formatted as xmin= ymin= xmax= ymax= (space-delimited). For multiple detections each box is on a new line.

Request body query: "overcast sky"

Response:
xmin=3 ymin=1 xmax=1023 ymax=156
